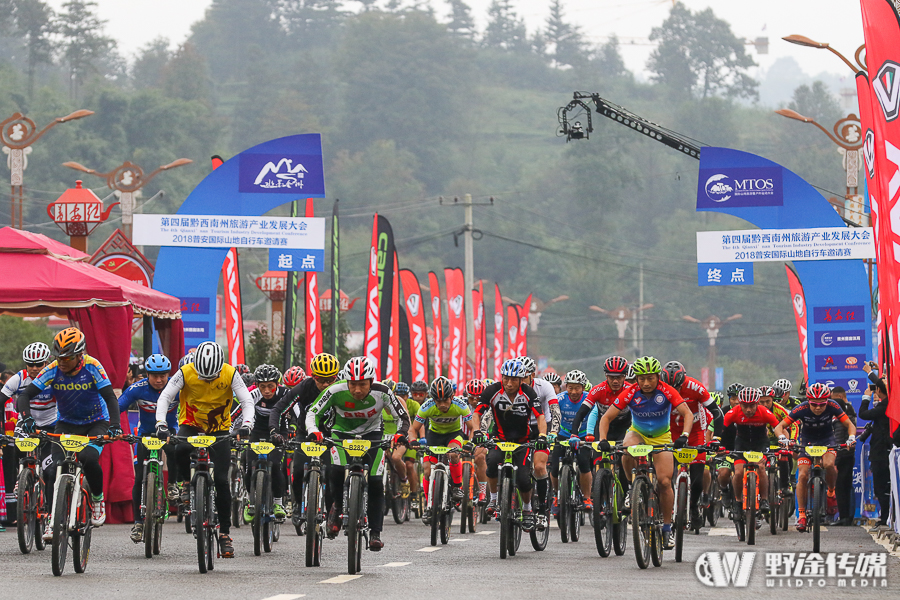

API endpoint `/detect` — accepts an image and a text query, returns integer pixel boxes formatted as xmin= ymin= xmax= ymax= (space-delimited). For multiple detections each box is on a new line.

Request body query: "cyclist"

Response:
xmin=119 ymin=354 xmax=179 ymax=543
xmin=155 ymin=340 xmax=255 ymax=558
xmin=268 ymin=353 xmax=342 ymax=525
xmin=574 ymin=356 xmax=632 ymax=445
xmin=464 ymin=379 xmax=489 ymax=503
xmin=283 ymin=366 xmax=306 ymax=388
xmin=543 ymin=372 xmax=562 ymax=395
xmin=383 ymin=380 xmax=419 ymax=498
xmin=714 ymin=385 xmax=742 ymax=507
xmin=776 ymin=382 xmax=856 ymax=532
xmin=595 ymin=356 xmax=692 ymax=549
xmin=773 ymin=378 xmax=796 ymax=409
xmin=549 ymin=370 xmax=593 ymax=511
xmin=518 ymin=356 xmax=556 ymax=515
xmin=18 ymin=328 xmax=121 ymax=529
xmin=471 ymin=358 xmax=548 ymax=530
xmin=304 ymin=356 xmax=410 ymax=551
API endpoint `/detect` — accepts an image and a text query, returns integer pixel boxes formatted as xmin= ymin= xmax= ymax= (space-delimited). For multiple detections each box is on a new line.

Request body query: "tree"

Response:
xmin=15 ymin=0 xmax=54 ymax=99
xmin=788 ymin=81 xmax=842 ymax=126
xmin=482 ymin=0 xmax=529 ymax=53
xmin=647 ymin=2 xmax=757 ymax=100
xmin=0 ymin=315 xmax=54 ymax=369
xmin=132 ymin=37 xmax=171 ymax=89
xmin=594 ymin=35 xmax=627 ymax=80
xmin=56 ymin=0 xmax=116 ymax=98
xmin=161 ymin=42 xmax=211 ymax=103
xmin=445 ymin=0 xmax=475 ymax=39
xmin=543 ymin=0 xmax=585 ymax=68
xmin=277 ymin=0 xmax=344 ymax=46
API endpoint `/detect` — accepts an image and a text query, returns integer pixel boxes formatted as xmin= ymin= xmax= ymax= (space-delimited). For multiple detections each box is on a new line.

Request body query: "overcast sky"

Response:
xmin=46 ymin=0 xmax=865 ymax=81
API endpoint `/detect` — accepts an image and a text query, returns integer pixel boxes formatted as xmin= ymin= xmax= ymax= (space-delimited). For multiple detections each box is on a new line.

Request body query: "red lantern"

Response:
xmin=46 ymin=180 xmax=118 ymax=252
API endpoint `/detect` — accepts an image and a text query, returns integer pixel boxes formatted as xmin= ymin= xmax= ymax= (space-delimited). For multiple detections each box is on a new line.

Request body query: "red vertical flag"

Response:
xmin=400 ymin=269 xmax=428 ymax=382
xmin=386 ymin=253 xmax=401 ymax=382
xmin=507 ymin=304 xmax=520 ymax=359
xmin=222 ymin=248 xmax=245 ymax=365
xmin=784 ymin=265 xmax=809 ymax=383
xmin=363 ymin=215 xmax=381 ymax=378
xmin=304 ymin=199 xmax=322 ymax=369
xmin=472 ymin=284 xmax=484 ymax=379
xmin=428 ymin=271 xmax=443 ymax=378
xmin=493 ymin=284 xmax=504 ymax=379
xmin=444 ymin=268 xmax=466 ymax=388
xmin=516 ymin=294 xmax=532 ymax=357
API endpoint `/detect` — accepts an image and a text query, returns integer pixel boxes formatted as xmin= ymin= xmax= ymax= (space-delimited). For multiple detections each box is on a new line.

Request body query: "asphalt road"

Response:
xmin=1 ymin=511 xmax=897 ymax=599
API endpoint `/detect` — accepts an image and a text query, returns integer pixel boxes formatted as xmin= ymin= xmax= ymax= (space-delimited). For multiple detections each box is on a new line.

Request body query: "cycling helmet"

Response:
xmin=500 ymin=358 xmax=527 ymax=378
xmin=241 ymin=372 xmax=256 ymax=388
xmin=410 ymin=380 xmax=429 ymax=393
xmin=23 ymin=342 xmax=51 ymax=364
xmin=542 ymin=372 xmax=562 ymax=386
xmin=738 ymin=387 xmax=761 ymax=404
xmin=661 ymin=361 xmax=687 ymax=388
xmin=806 ymin=382 xmax=831 ymax=402
xmin=144 ymin=354 xmax=171 ymax=373
xmin=604 ymin=355 xmax=629 ymax=375
xmin=193 ymin=341 xmax=225 ymax=379
xmin=483 ymin=378 xmax=496 ymax=386
xmin=517 ymin=356 xmax=536 ymax=375
xmin=178 ymin=352 xmax=194 ymax=368
xmin=310 ymin=353 xmax=341 ymax=378
xmin=381 ymin=378 xmax=396 ymax=391
xmin=235 ymin=363 xmax=251 ymax=375
xmin=564 ymin=369 xmax=588 ymax=387
xmin=53 ymin=327 xmax=86 ymax=358
xmin=465 ymin=379 xmax=485 ymax=397
xmin=631 ymin=356 xmax=661 ymax=376
xmin=709 ymin=391 xmax=725 ymax=407
xmin=395 ymin=382 xmax=410 ymax=396
xmin=758 ymin=385 xmax=775 ymax=398
xmin=343 ymin=356 xmax=376 ymax=381
xmin=283 ymin=366 xmax=306 ymax=386
xmin=430 ymin=376 xmax=455 ymax=401
xmin=625 ymin=365 xmax=635 ymax=380
xmin=772 ymin=378 xmax=792 ymax=396
xmin=726 ymin=382 xmax=744 ymax=398
xmin=254 ymin=364 xmax=281 ymax=383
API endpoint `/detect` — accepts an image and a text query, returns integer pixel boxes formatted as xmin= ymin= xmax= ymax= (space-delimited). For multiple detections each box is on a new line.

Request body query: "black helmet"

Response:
xmin=430 ymin=376 xmax=454 ymax=401
xmin=410 ymin=380 xmax=428 ymax=393
xmin=726 ymin=383 xmax=744 ymax=398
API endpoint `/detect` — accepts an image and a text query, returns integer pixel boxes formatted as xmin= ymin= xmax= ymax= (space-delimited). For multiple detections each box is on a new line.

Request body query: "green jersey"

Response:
xmin=384 ymin=398 xmax=421 ymax=435
xmin=306 ymin=381 xmax=410 ymax=437
xmin=415 ymin=396 xmax=472 ymax=434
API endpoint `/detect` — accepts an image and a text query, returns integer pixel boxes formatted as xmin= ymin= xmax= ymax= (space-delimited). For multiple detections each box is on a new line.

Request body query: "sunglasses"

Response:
xmin=809 ymin=401 xmax=828 ymax=407
xmin=314 ymin=375 xmax=337 ymax=384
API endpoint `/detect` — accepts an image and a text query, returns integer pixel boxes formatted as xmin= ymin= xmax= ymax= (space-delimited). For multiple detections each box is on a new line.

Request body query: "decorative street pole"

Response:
xmin=62 ymin=157 xmax=192 ymax=239
xmin=47 ymin=180 xmax=118 ymax=252
xmin=1 ymin=109 xmax=93 ymax=228
xmin=682 ymin=314 xmax=742 ymax=378
xmin=590 ymin=303 xmax=654 ymax=355
xmin=255 ymin=270 xmax=288 ymax=342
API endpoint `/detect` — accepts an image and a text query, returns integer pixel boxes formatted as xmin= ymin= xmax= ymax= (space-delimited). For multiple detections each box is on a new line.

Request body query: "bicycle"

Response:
xmin=797 ymin=444 xmax=843 ymax=553
xmin=481 ymin=440 xmax=540 ymax=559
xmin=672 ymin=446 xmax=702 ymax=562
xmin=237 ymin=440 xmax=282 ymax=556
xmin=725 ymin=449 xmax=766 ymax=545
xmin=41 ymin=432 xmax=114 ymax=576
xmin=420 ymin=443 xmax=459 ymax=546
xmin=702 ymin=453 xmax=724 ymax=528
xmin=228 ymin=445 xmax=248 ymax=530
xmin=458 ymin=450 xmax=477 ymax=534
xmin=555 ymin=438 xmax=587 ymax=544
xmin=8 ymin=434 xmax=49 ymax=554
xmin=590 ymin=443 xmax=628 ymax=557
xmin=291 ymin=440 xmax=327 ymax=567
xmin=626 ymin=444 xmax=668 ymax=569
xmin=382 ymin=440 xmax=410 ymax=525
xmin=123 ymin=434 xmax=169 ymax=558
xmin=766 ymin=444 xmax=794 ymax=535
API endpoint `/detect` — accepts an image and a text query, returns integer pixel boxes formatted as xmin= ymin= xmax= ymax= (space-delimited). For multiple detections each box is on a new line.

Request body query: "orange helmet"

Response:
xmin=53 ymin=327 xmax=86 ymax=358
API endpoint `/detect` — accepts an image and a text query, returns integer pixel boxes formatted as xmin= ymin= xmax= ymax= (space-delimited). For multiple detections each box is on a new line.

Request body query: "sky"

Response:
xmin=45 ymin=0 xmax=865 ymax=82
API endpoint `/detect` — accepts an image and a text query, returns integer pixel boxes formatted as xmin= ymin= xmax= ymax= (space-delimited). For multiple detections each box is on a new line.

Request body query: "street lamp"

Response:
xmin=782 ymin=35 xmax=866 ymax=74
xmin=590 ymin=303 xmax=654 ymax=355
xmin=682 ymin=314 xmax=742 ymax=382
xmin=255 ymin=270 xmax=288 ymax=342
xmin=1 ymin=109 xmax=94 ymax=228
xmin=46 ymin=180 xmax=118 ymax=252
xmin=63 ymin=157 xmax=192 ymax=239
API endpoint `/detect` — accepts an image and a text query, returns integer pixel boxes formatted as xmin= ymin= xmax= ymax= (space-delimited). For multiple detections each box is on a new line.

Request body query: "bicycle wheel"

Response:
xmin=530 ymin=475 xmax=550 ymax=551
xmin=674 ymin=476 xmax=687 ymax=562
xmin=613 ymin=478 xmax=628 ymax=557
xmin=184 ymin=491 xmax=193 ymax=534
xmin=72 ymin=480 xmax=92 ymax=574
xmin=430 ymin=469 xmax=444 ymax=546
xmin=441 ymin=503 xmax=452 ymax=545
xmin=706 ymin=477 xmax=721 ymax=528
xmin=390 ymin=466 xmax=407 ymax=525
xmin=253 ymin=470 xmax=266 ymax=556
xmin=631 ymin=477 xmax=651 ymax=569
xmin=780 ymin=489 xmax=792 ymax=531
xmin=144 ymin=471 xmax=157 ymax=559
xmin=17 ymin=468 xmax=36 ymax=554
xmin=153 ymin=478 xmax=165 ymax=556
xmin=35 ymin=477 xmax=47 ymax=551
xmin=261 ymin=472 xmax=274 ymax=553
xmin=305 ymin=470 xmax=322 ymax=567
xmin=746 ymin=471 xmax=757 ymax=546
xmin=510 ymin=489 xmax=521 ymax=555
xmin=768 ymin=470 xmax=778 ymax=536
xmin=230 ymin=466 xmax=242 ymax=529
xmin=649 ymin=490 xmax=663 ymax=568
xmin=51 ymin=476 xmax=74 ymax=576
xmin=347 ymin=475 xmax=363 ymax=575
xmin=499 ymin=472 xmax=512 ymax=559
xmin=570 ymin=479 xmax=582 ymax=543
xmin=460 ymin=462 xmax=472 ymax=534
xmin=194 ymin=477 xmax=209 ymax=574
xmin=811 ymin=475 xmax=822 ymax=553
xmin=593 ymin=469 xmax=613 ymax=557
xmin=558 ymin=464 xmax=572 ymax=543
xmin=205 ymin=480 xmax=215 ymax=572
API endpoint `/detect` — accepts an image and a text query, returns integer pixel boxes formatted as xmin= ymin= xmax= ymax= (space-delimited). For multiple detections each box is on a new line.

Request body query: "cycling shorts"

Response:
xmin=424 ymin=429 xmax=464 ymax=464
xmin=627 ymin=427 xmax=672 ymax=446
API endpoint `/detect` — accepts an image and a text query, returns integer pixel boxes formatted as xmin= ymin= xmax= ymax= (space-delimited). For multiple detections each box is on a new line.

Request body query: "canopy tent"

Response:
xmin=0 ymin=227 xmax=184 ymax=523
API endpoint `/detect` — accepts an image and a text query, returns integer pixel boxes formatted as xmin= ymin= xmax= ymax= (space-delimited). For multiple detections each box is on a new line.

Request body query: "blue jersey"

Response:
xmin=32 ymin=356 xmax=112 ymax=426
xmin=552 ymin=391 xmax=588 ymax=437
xmin=612 ymin=382 xmax=684 ymax=438
xmin=118 ymin=379 xmax=178 ymax=435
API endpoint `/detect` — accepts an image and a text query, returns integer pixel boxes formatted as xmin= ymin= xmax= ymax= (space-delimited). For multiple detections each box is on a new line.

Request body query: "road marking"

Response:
xmin=708 ymin=527 xmax=738 ymax=536
xmin=319 ymin=575 xmax=363 ymax=584
xmin=417 ymin=546 xmax=442 ymax=552
xmin=475 ymin=531 xmax=494 ymax=535
xmin=261 ymin=595 xmax=305 ymax=600
xmin=449 ymin=538 xmax=470 ymax=542
xmin=380 ymin=562 xmax=411 ymax=567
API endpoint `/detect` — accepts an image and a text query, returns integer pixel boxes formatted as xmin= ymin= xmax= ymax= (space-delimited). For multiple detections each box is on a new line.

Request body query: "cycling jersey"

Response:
xmin=475 ymin=381 xmax=542 ymax=443
xmin=305 ymin=381 xmax=410 ymax=437
xmin=782 ymin=400 xmax=849 ymax=444
xmin=30 ymin=356 xmax=114 ymax=425
xmin=118 ymin=378 xmax=178 ymax=435
xmin=156 ymin=362 xmax=254 ymax=434
xmin=268 ymin=377 xmax=323 ymax=436
xmin=612 ymin=381 xmax=685 ymax=438
xmin=766 ymin=401 xmax=798 ymax=442
xmin=1 ymin=368 xmax=55 ymax=427
xmin=415 ymin=397 xmax=471 ymax=434
xmin=231 ymin=385 xmax=289 ymax=434
xmin=579 ymin=381 xmax=632 ymax=440
xmin=385 ymin=398 xmax=421 ymax=436
xmin=723 ymin=404 xmax=779 ymax=451
xmin=550 ymin=390 xmax=588 ymax=437
xmin=529 ymin=377 xmax=557 ymax=430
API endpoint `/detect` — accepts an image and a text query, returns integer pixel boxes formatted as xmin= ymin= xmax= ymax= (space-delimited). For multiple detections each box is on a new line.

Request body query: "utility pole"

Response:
xmin=464 ymin=193 xmax=475 ymax=361
xmin=638 ymin=263 xmax=645 ymax=355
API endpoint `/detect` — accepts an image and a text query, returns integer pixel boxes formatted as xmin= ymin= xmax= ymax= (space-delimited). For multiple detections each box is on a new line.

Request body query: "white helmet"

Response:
xmin=23 ymin=342 xmax=51 ymax=365
xmin=564 ymin=369 xmax=588 ymax=386
xmin=193 ymin=341 xmax=224 ymax=379
xmin=343 ymin=356 xmax=376 ymax=381
xmin=517 ymin=355 xmax=536 ymax=375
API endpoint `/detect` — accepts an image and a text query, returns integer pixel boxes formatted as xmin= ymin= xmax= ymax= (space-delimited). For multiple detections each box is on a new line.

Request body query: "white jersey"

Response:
xmin=2 ymin=369 xmax=57 ymax=428
xmin=530 ymin=377 xmax=556 ymax=423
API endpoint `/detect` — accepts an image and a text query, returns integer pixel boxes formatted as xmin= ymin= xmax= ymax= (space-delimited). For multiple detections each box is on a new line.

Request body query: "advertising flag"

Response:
xmin=428 ymin=271 xmax=443 ymax=378
xmin=304 ymin=198 xmax=322 ymax=369
xmin=472 ymin=284 xmax=484 ymax=379
xmin=222 ymin=247 xmax=245 ymax=365
xmin=784 ymin=265 xmax=810 ymax=383
xmin=330 ymin=199 xmax=340 ymax=355
xmin=507 ymin=304 xmax=520 ymax=359
xmin=376 ymin=216 xmax=396 ymax=378
xmin=517 ymin=294 xmax=532 ymax=357
xmin=493 ymin=284 xmax=504 ymax=379
xmin=283 ymin=200 xmax=300 ymax=370
xmin=386 ymin=252 xmax=400 ymax=382
xmin=444 ymin=268 xmax=466 ymax=387
xmin=363 ymin=216 xmax=381 ymax=378
xmin=400 ymin=269 xmax=429 ymax=383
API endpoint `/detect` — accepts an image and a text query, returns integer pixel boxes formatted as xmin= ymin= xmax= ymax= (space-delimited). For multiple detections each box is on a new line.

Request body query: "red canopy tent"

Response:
xmin=0 ymin=227 xmax=184 ymax=523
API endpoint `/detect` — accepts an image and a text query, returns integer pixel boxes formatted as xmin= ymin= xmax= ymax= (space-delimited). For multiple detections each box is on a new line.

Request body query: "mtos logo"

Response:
xmin=53 ymin=382 xmax=92 ymax=391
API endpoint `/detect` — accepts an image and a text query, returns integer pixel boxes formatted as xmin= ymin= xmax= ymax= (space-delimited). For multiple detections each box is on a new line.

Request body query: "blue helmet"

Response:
xmin=145 ymin=354 xmax=171 ymax=374
xmin=395 ymin=382 xmax=409 ymax=395
xmin=500 ymin=358 xmax=527 ymax=378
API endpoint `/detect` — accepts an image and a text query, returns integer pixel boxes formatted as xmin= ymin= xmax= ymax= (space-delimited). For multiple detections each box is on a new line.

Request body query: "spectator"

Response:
xmin=861 ymin=362 xmax=891 ymax=526
xmin=830 ymin=385 xmax=856 ymax=525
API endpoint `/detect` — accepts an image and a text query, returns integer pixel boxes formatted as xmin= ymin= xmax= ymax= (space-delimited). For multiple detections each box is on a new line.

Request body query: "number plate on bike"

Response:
xmin=428 ymin=445 xmax=450 ymax=455
xmin=591 ymin=442 xmax=609 ymax=453
xmin=301 ymin=442 xmax=326 ymax=457
xmin=806 ymin=446 xmax=827 ymax=457
xmin=142 ymin=437 xmax=165 ymax=450
xmin=742 ymin=451 xmax=764 ymax=462
xmin=557 ymin=439 xmax=570 ymax=447
xmin=674 ymin=449 xmax=698 ymax=463
xmin=15 ymin=437 xmax=39 ymax=451
xmin=342 ymin=439 xmax=371 ymax=456
xmin=250 ymin=441 xmax=275 ymax=455
xmin=59 ymin=434 xmax=90 ymax=451
xmin=495 ymin=441 xmax=519 ymax=452
xmin=627 ymin=445 xmax=652 ymax=457
xmin=188 ymin=435 xmax=216 ymax=448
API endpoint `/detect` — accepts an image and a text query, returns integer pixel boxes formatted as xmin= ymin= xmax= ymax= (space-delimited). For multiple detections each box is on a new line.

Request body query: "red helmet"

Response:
xmin=465 ymin=379 xmax=485 ymax=397
xmin=604 ymin=356 xmax=628 ymax=375
xmin=806 ymin=382 xmax=831 ymax=402
xmin=758 ymin=385 xmax=775 ymax=398
xmin=283 ymin=366 xmax=306 ymax=387
xmin=660 ymin=361 xmax=687 ymax=389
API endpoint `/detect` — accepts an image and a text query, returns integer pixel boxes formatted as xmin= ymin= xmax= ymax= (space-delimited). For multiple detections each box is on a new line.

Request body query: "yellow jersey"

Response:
xmin=177 ymin=363 xmax=237 ymax=433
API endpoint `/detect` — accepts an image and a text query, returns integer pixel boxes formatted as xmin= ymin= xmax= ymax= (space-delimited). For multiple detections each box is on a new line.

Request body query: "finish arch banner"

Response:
xmin=153 ymin=134 xmax=326 ymax=344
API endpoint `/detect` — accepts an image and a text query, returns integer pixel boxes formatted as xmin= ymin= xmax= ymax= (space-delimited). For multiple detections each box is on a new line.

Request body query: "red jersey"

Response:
xmin=669 ymin=376 xmax=712 ymax=440
xmin=585 ymin=381 xmax=632 ymax=409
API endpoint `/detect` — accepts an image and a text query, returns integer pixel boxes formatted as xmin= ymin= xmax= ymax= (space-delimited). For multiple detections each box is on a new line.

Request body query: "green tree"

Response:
xmin=543 ymin=0 xmax=585 ymax=68
xmin=14 ymin=0 xmax=54 ymax=99
xmin=482 ymin=0 xmax=529 ymax=53
xmin=132 ymin=37 xmax=171 ymax=89
xmin=56 ymin=0 xmax=117 ymax=98
xmin=647 ymin=2 xmax=757 ymax=100
xmin=445 ymin=0 xmax=475 ymax=39
xmin=246 ymin=324 xmax=284 ymax=369
xmin=0 ymin=315 xmax=54 ymax=369
xmin=788 ymin=80 xmax=842 ymax=125
xmin=277 ymin=0 xmax=344 ymax=47
xmin=593 ymin=35 xmax=628 ymax=80
xmin=161 ymin=42 xmax=211 ymax=103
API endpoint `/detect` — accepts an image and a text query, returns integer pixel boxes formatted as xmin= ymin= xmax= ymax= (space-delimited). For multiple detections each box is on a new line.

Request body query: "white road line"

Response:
xmin=708 ymin=527 xmax=738 ymax=536
xmin=417 ymin=546 xmax=443 ymax=552
xmin=261 ymin=595 xmax=306 ymax=600
xmin=319 ymin=575 xmax=363 ymax=584
xmin=380 ymin=562 xmax=411 ymax=567
xmin=475 ymin=531 xmax=495 ymax=535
